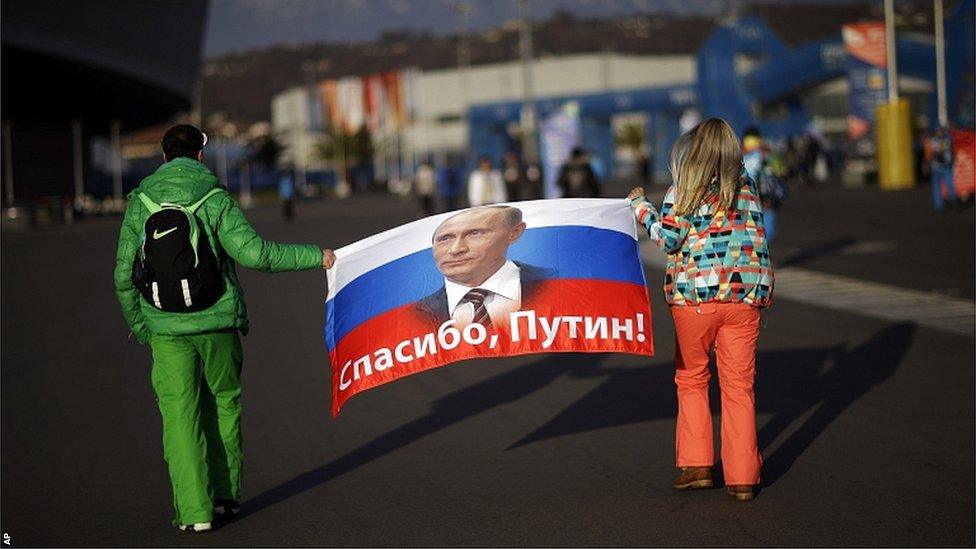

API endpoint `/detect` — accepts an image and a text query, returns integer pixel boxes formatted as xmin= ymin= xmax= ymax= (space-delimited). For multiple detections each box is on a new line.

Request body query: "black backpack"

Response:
xmin=131 ymin=189 xmax=224 ymax=312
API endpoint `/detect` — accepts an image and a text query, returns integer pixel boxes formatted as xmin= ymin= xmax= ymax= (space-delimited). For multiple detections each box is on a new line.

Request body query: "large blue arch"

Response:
xmin=709 ymin=4 xmax=973 ymax=136
xmin=468 ymin=1 xmax=975 ymax=183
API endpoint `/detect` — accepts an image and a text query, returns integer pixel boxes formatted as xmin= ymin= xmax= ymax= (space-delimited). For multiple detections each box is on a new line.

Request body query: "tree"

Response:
xmin=314 ymin=125 xmax=374 ymax=169
xmin=615 ymin=119 xmax=652 ymax=183
xmin=614 ymin=121 xmax=645 ymax=154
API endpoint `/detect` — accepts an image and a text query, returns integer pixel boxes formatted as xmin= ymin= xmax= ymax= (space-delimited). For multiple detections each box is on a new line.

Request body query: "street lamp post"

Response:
xmin=456 ymin=1 xmax=472 ymax=104
xmin=884 ymin=0 xmax=898 ymax=103
xmin=519 ymin=0 xmax=538 ymax=165
xmin=934 ymin=0 xmax=948 ymax=128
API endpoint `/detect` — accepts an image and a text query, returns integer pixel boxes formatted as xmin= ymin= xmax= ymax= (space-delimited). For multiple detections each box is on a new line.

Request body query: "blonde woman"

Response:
xmin=628 ymin=118 xmax=774 ymax=501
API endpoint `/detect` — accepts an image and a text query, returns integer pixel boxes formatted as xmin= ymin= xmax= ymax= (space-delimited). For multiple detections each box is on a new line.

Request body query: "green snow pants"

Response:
xmin=149 ymin=330 xmax=243 ymax=526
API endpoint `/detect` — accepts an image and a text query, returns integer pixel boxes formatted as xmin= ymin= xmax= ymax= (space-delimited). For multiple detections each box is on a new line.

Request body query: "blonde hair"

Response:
xmin=669 ymin=118 xmax=743 ymax=216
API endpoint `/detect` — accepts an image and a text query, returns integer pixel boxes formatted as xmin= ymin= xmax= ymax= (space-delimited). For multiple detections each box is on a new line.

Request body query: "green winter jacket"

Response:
xmin=114 ymin=157 xmax=323 ymax=342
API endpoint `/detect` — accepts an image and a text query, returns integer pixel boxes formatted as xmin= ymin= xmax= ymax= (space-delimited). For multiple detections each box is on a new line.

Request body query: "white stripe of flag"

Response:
xmin=326 ymin=198 xmax=636 ymax=300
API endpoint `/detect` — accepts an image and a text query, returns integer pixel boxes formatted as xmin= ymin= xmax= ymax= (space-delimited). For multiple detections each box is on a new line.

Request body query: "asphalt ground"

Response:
xmin=2 ymin=183 xmax=973 ymax=547
xmin=768 ymin=184 xmax=974 ymax=300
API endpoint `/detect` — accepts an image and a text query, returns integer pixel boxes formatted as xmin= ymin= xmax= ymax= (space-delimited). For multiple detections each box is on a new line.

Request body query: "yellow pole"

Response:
xmin=876 ymin=0 xmax=915 ymax=190
xmin=876 ymin=99 xmax=916 ymax=190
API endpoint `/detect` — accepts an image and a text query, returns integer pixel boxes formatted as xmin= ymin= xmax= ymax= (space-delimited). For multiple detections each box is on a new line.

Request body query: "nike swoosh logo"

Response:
xmin=153 ymin=227 xmax=179 ymax=239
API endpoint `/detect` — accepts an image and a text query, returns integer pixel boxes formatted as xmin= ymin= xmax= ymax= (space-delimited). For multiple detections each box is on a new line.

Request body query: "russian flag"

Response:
xmin=325 ymin=199 xmax=654 ymax=416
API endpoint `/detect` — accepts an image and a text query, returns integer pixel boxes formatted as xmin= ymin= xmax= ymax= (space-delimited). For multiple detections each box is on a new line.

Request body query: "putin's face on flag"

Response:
xmin=431 ymin=206 xmax=526 ymax=287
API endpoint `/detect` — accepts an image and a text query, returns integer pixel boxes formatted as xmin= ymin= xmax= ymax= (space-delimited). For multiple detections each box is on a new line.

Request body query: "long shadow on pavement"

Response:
xmin=242 ymin=352 xmax=612 ymax=519
xmin=758 ymin=322 xmax=915 ymax=485
xmin=509 ymin=322 xmax=915 ymax=488
xmin=244 ymin=322 xmax=914 ymax=518
xmin=777 ymin=235 xmax=856 ymax=268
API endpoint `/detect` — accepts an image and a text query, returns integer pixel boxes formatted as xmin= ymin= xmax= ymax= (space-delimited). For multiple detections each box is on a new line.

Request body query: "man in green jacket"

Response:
xmin=114 ymin=125 xmax=336 ymax=532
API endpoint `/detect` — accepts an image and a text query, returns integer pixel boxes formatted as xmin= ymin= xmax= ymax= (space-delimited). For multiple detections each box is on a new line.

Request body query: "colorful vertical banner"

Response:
xmin=324 ymin=199 xmax=654 ymax=416
xmin=401 ymin=67 xmax=420 ymax=126
xmin=364 ymin=74 xmax=386 ymax=133
xmin=540 ymin=101 xmax=581 ymax=198
xmin=381 ymin=72 xmax=405 ymax=129
xmin=953 ymin=129 xmax=976 ymax=198
xmin=842 ymin=22 xmax=888 ymax=140
xmin=320 ymin=70 xmax=417 ymax=134
xmin=337 ymin=77 xmax=365 ymax=133
xmin=319 ymin=81 xmax=341 ymax=131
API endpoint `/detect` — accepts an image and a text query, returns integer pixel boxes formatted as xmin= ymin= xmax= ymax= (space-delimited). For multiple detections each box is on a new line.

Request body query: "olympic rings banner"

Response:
xmin=325 ymin=199 xmax=654 ymax=416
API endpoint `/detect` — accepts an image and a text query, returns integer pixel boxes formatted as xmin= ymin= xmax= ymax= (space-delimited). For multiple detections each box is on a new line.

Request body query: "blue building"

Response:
xmin=468 ymin=1 xmax=974 ymax=186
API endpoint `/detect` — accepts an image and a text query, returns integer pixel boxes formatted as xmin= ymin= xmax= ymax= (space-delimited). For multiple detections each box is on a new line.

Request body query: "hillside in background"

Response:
xmin=199 ymin=1 xmax=884 ymax=129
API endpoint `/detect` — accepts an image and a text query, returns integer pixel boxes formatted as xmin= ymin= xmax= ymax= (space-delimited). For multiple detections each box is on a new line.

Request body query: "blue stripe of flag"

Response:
xmin=324 ymin=226 xmax=646 ymax=349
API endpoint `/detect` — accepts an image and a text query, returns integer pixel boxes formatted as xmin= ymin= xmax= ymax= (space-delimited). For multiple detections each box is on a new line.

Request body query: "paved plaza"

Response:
xmin=2 ymin=183 xmax=973 ymax=546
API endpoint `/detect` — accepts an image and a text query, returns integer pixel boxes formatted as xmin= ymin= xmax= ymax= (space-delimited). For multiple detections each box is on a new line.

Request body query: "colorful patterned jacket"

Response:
xmin=630 ymin=176 xmax=774 ymax=307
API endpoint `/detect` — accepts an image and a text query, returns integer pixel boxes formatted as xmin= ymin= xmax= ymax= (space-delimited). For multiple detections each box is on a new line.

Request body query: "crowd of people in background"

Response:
xmin=410 ymin=147 xmax=607 ymax=216
xmin=405 ymin=130 xmax=840 ymax=220
xmin=751 ymin=132 xmax=831 ymax=189
xmin=409 ymin=143 xmax=769 ymax=220
xmin=407 ymin=123 xmax=974 ymax=226
xmin=19 ymin=119 xmax=972 ymax=232
xmin=412 ymin=151 xmax=555 ymax=216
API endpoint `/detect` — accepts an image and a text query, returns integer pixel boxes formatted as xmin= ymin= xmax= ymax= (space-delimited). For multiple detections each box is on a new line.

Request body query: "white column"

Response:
xmin=934 ymin=0 xmax=948 ymax=127
xmin=456 ymin=1 xmax=472 ymax=104
xmin=519 ymin=0 xmax=538 ymax=164
xmin=884 ymin=0 xmax=899 ymax=102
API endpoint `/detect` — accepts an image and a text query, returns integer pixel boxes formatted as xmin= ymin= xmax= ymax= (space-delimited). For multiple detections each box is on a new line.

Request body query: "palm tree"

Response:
xmin=614 ymin=121 xmax=645 ymax=154
xmin=314 ymin=126 xmax=374 ymax=170
xmin=615 ymin=120 xmax=651 ymax=184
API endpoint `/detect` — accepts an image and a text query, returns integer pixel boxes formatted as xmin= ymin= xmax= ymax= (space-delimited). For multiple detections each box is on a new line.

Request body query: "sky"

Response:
xmin=203 ymin=0 xmax=738 ymax=57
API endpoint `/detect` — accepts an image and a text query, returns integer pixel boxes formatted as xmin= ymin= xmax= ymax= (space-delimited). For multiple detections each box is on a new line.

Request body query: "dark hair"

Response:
xmin=161 ymin=124 xmax=206 ymax=161
xmin=433 ymin=205 xmax=524 ymax=242
xmin=487 ymin=205 xmax=523 ymax=228
xmin=742 ymin=125 xmax=761 ymax=139
xmin=571 ymin=147 xmax=584 ymax=158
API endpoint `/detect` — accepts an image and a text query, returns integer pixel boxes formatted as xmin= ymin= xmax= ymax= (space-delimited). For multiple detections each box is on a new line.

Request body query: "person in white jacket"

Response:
xmin=468 ymin=155 xmax=507 ymax=206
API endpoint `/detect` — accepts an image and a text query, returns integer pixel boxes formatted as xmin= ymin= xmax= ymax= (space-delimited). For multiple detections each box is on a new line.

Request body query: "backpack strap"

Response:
xmin=187 ymin=188 xmax=224 ymax=213
xmin=182 ymin=189 xmax=223 ymax=268
xmin=136 ymin=192 xmax=162 ymax=214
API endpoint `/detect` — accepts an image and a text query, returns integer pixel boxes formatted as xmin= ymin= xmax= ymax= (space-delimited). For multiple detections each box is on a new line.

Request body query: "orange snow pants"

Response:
xmin=671 ymin=302 xmax=762 ymax=485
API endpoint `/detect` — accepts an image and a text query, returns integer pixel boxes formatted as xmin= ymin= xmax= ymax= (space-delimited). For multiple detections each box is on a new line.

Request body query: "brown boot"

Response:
xmin=726 ymin=485 xmax=755 ymax=501
xmin=672 ymin=467 xmax=714 ymax=490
